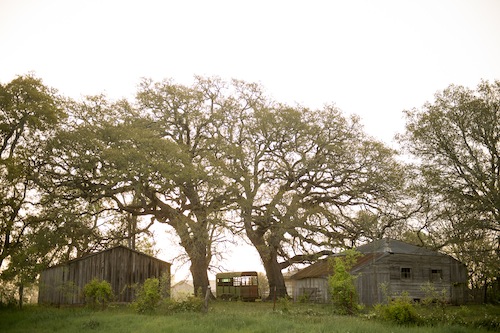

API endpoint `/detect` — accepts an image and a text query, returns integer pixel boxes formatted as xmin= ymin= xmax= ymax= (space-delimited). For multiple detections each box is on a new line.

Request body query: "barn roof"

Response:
xmin=44 ymin=245 xmax=171 ymax=269
xmin=290 ymin=252 xmax=385 ymax=280
xmin=355 ymin=238 xmax=446 ymax=257
xmin=290 ymin=238 xmax=447 ymax=280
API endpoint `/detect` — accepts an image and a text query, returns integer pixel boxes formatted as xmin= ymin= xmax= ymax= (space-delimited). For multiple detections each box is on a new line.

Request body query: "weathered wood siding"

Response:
xmin=293 ymin=278 xmax=329 ymax=303
xmin=38 ymin=246 xmax=170 ymax=305
xmin=354 ymin=253 xmax=467 ymax=305
xmin=291 ymin=251 xmax=467 ymax=305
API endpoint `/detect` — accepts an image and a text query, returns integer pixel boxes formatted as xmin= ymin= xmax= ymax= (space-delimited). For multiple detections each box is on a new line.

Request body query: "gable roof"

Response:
xmin=45 ymin=245 xmax=171 ymax=269
xmin=355 ymin=238 xmax=445 ymax=257
xmin=290 ymin=238 xmax=446 ymax=280
xmin=290 ymin=252 xmax=385 ymax=280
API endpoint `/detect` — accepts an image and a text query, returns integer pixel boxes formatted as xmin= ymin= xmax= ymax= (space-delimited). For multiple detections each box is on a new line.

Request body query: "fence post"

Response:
xmin=273 ymin=286 xmax=277 ymax=311
xmin=203 ymin=286 xmax=211 ymax=313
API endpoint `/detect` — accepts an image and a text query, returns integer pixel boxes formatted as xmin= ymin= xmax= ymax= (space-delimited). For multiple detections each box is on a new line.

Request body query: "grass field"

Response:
xmin=0 ymin=301 xmax=498 ymax=333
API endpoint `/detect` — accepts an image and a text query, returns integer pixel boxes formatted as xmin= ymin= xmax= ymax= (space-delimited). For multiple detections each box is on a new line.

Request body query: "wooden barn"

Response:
xmin=38 ymin=245 xmax=171 ymax=305
xmin=290 ymin=238 xmax=468 ymax=305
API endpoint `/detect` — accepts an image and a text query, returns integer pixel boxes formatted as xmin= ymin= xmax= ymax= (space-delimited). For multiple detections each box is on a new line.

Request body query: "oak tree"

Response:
xmin=0 ymin=74 xmax=67 ymax=305
xmin=216 ymin=89 xmax=406 ymax=298
xmin=399 ymin=80 xmax=500 ymax=296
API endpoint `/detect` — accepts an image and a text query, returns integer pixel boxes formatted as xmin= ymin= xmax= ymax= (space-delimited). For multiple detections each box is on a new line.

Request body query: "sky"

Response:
xmin=1 ymin=0 xmax=500 ymax=280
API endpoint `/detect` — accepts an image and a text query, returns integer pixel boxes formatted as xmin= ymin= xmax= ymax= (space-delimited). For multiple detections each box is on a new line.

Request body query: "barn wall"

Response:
xmin=291 ymin=252 xmax=467 ymax=306
xmin=449 ymin=259 xmax=468 ymax=304
xmin=38 ymin=247 xmax=170 ymax=305
xmin=38 ymin=265 xmax=68 ymax=305
xmin=292 ymin=278 xmax=329 ymax=303
xmin=355 ymin=267 xmax=390 ymax=306
xmin=354 ymin=253 xmax=467 ymax=305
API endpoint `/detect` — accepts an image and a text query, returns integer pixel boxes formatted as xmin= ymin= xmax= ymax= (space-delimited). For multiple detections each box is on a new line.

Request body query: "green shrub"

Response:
xmin=133 ymin=274 xmax=172 ymax=314
xmin=83 ymin=279 xmax=113 ymax=309
xmin=375 ymin=292 xmax=420 ymax=326
xmin=162 ymin=295 xmax=203 ymax=314
xmin=298 ymin=294 xmax=310 ymax=303
xmin=133 ymin=278 xmax=162 ymax=314
xmin=420 ymin=282 xmax=448 ymax=320
xmin=277 ymin=296 xmax=291 ymax=313
xmin=471 ymin=314 xmax=500 ymax=331
xmin=0 ymin=282 xmax=18 ymax=308
xmin=420 ymin=282 xmax=447 ymax=307
xmin=328 ymin=249 xmax=361 ymax=315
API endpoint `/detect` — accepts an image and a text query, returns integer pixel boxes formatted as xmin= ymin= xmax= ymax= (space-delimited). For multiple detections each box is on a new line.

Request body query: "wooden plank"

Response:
xmin=38 ymin=246 xmax=171 ymax=305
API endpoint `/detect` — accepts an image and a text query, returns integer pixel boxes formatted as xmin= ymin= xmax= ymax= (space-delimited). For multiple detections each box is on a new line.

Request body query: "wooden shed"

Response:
xmin=290 ymin=238 xmax=467 ymax=305
xmin=38 ymin=245 xmax=171 ymax=305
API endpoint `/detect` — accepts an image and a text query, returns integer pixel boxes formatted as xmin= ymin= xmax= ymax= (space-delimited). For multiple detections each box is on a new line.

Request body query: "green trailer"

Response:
xmin=216 ymin=271 xmax=259 ymax=301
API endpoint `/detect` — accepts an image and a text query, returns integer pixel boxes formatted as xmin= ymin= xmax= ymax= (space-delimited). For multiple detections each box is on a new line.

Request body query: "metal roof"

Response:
xmin=43 ymin=245 xmax=171 ymax=270
xmin=290 ymin=252 xmax=385 ymax=280
xmin=355 ymin=238 xmax=446 ymax=256
xmin=290 ymin=238 xmax=446 ymax=280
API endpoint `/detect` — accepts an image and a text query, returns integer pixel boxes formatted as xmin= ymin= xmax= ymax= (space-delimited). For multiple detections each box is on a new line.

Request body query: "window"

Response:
xmin=299 ymin=287 xmax=319 ymax=301
xmin=233 ymin=277 xmax=241 ymax=286
xmin=430 ymin=269 xmax=443 ymax=282
xmin=217 ymin=278 xmax=232 ymax=286
xmin=240 ymin=276 xmax=257 ymax=286
xmin=401 ymin=267 xmax=412 ymax=279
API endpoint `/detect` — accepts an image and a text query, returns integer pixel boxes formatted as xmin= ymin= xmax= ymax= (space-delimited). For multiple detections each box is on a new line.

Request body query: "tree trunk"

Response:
xmin=18 ymin=283 xmax=24 ymax=309
xmin=262 ymin=252 xmax=288 ymax=300
xmin=242 ymin=207 xmax=288 ymax=300
xmin=248 ymin=234 xmax=288 ymax=300
xmin=127 ymin=213 xmax=137 ymax=250
xmin=483 ymin=280 xmax=488 ymax=303
xmin=190 ymin=256 xmax=212 ymax=298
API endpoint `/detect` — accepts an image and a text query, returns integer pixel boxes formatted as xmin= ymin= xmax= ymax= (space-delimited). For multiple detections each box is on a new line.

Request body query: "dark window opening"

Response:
xmin=217 ymin=278 xmax=232 ymax=286
xmin=401 ymin=267 xmax=412 ymax=279
xmin=430 ymin=269 xmax=443 ymax=282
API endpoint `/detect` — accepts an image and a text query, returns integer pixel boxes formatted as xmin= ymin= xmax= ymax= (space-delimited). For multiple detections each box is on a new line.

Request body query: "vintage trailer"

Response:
xmin=216 ymin=271 xmax=259 ymax=301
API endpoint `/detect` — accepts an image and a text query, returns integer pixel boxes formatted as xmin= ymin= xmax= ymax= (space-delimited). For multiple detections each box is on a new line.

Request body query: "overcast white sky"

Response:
xmin=1 ymin=0 xmax=500 ymax=279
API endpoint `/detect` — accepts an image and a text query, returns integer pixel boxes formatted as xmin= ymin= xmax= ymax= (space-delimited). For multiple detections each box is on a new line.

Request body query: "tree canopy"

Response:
xmin=1 ymin=74 xmax=499 ymax=305
xmin=215 ymin=98 xmax=407 ymax=297
xmin=399 ymin=80 xmax=500 ymax=297
xmin=0 ymin=75 xmax=67 ymax=306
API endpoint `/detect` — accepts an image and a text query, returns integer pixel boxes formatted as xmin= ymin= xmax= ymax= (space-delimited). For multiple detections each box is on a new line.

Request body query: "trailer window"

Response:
xmin=217 ymin=278 xmax=232 ymax=286
xmin=250 ymin=276 xmax=258 ymax=285
xmin=233 ymin=277 xmax=241 ymax=286
xmin=240 ymin=276 xmax=258 ymax=286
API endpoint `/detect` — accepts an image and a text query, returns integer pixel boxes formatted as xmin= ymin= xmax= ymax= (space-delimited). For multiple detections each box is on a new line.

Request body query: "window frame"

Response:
xmin=401 ymin=267 xmax=412 ymax=280
xmin=430 ymin=269 xmax=443 ymax=282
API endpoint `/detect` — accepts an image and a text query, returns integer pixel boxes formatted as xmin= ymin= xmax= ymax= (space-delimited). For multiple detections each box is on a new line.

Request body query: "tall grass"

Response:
xmin=0 ymin=302 xmax=496 ymax=333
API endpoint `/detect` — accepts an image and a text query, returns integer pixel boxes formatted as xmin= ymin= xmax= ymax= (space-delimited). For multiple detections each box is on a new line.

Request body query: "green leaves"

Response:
xmin=328 ymin=249 xmax=361 ymax=315
xmin=0 ymin=75 xmax=70 ymax=309
xmin=400 ymin=80 xmax=500 ymax=294
xmin=402 ymin=80 xmax=500 ymax=232
xmin=83 ymin=279 xmax=113 ymax=309
xmin=0 ymin=74 xmax=413 ymax=304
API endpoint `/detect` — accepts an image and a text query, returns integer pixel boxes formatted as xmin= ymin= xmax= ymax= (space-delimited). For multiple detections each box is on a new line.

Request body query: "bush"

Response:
xmin=0 ymin=281 xmax=18 ymax=308
xmin=421 ymin=282 xmax=447 ymax=307
xmin=83 ymin=279 xmax=113 ymax=309
xmin=375 ymin=292 xmax=420 ymax=326
xmin=133 ymin=275 xmax=172 ymax=314
xmin=328 ymin=249 xmax=361 ymax=315
xmin=133 ymin=278 xmax=162 ymax=314
xmin=162 ymin=296 xmax=204 ymax=314
xmin=471 ymin=314 xmax=500 ymax=331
